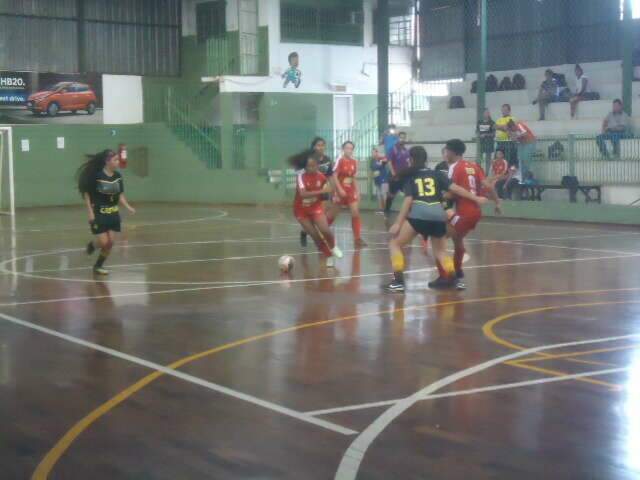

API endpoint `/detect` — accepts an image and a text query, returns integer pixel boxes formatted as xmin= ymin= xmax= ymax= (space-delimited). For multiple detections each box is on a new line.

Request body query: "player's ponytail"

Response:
xmin=77 ymin=149 xmax=113 ymax=195
xmin=397 ymin=146 xmax=428 ymax=182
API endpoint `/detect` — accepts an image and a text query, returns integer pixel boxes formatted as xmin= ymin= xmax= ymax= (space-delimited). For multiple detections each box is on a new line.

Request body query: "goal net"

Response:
xmin=0 ymin=127 xmax=15 ymax=216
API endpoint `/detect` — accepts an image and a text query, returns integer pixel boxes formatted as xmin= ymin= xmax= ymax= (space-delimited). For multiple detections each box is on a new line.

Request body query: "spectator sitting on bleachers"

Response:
xmin=533 ymin=69 xmax=559 ymax=121
xmin=489 ymin=149 xmax=509 ymax=199
xmin=495 ymin=104 xmax=517 ymax=166
xmin=597 ymin=99 xmax=632 ymax=159
xmin=570 ymin=64 xmax=590 ymax=119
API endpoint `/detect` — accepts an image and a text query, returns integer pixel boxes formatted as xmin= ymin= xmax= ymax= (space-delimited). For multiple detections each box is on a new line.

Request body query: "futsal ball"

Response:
xmin=442 ymin=256 xmax=455 ymax=276
xmin=278 ymin=255 xmax=295 ymax=273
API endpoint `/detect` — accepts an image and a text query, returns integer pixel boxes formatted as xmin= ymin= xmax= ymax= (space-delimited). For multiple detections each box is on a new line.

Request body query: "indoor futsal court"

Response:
xmin=2 ymin=0 xmax=640 ymax=479
xmin=1 ymin=206 xmax=640 ymax=479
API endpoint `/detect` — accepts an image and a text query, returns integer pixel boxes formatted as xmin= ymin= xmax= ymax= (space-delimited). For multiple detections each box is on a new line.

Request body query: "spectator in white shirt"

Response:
xmin=570 ymin=64 xmax=589 ymax=119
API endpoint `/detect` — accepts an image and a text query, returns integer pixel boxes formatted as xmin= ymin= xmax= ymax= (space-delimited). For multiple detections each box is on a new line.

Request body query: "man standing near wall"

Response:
xmin=384 ymin=132 xmax=411 ymax=216
xmin=495 ymin=104 xmax=517 ymax=167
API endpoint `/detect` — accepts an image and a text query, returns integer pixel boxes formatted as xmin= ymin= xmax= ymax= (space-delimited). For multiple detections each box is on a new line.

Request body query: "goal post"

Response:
xmin=0 ymin=126 xmax=15 ymax=217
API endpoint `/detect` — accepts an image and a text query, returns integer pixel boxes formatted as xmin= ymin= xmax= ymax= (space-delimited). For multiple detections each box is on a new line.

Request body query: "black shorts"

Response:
xmin=407 ymin=218 xmax=447 ymax=239
xmin=91 ymin=213 xmax=121 ymax=235
xmin=389 ymin=178 xmax=404 ymax=195
xmin=320 ymin=193 xmax=330 ymax=202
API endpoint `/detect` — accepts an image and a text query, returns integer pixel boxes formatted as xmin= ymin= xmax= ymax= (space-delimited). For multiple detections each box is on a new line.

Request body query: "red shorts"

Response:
xmin=294 ymin=205 xmax=324 ymax=222
xmin=449 ymin=211 xmax=481 ymax=236
xmin=333 ymin=187 xmax=358 ymax=206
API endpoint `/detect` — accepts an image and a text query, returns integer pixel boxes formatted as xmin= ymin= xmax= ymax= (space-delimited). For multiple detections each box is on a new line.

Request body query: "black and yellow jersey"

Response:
xmin=403 ymin=167 xmax=451 ymax=222
xmin=91 ymin=170 xmax=123 ymax=215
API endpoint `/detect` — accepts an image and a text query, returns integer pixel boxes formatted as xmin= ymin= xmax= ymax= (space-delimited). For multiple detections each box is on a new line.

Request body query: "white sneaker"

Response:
xmin=326 ymin=256 xmax=335 ymax=268
xmin=331 ymin=246 xmax=343 ymax=259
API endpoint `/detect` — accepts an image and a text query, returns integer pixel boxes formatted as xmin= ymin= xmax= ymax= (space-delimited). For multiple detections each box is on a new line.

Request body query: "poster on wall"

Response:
xmin=282 ymin=52 xmax=302 ymax=89
xmin=0 ymin=72 xmax=103 ymax=124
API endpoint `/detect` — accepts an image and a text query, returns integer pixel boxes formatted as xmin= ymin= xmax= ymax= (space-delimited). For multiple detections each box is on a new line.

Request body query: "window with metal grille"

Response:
xmin=197 ymin=0 xmax=226 ymax=44
xmin=280 ymin=1 xmax=364 ymax=45
xmin=389 ymin=15 xmax=414 ymax=47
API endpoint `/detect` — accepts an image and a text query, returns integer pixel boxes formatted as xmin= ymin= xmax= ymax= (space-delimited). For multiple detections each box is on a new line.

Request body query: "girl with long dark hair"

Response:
xmin=326 ymin=141 xmax=367 ymax=247
xmin=299 ymin=137 xmax=333 ymax=246
xmin=290 ymin=151 xmax=342 ymax=268
xmin=77 ymin=149 xmax=135 ymax=275
xmin=385 ymin=146 xmax=486 ymax=293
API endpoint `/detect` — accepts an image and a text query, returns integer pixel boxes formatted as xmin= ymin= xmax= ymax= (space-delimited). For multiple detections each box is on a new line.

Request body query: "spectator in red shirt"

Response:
xmin=508 ymin=119 xmax=536 ymax=176
xmin=489 ymin=149 xmax=511 ymax=199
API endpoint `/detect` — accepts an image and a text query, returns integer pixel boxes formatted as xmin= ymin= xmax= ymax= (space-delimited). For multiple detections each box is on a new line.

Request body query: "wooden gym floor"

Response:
xmin=1 ymin=204 xmax=640 ymax=479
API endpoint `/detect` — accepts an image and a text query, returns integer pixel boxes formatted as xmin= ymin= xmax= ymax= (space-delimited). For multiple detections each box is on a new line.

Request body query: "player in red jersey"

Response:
xmin=326 ymin=141 xmax=368 ymax=247
xmin=439 ymin=139 xmax=502 ymax=290
xmin=292 ymin=152 xmax=343 ymax=268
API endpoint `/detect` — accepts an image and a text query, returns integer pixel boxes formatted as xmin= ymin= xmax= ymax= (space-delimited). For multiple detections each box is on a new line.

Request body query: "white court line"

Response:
xmin=506 ymin=232 xmax=640 ymax=242
xmin=0 ymin=310 xmax=356 ymax=436
xmin=479 ymin=240 xmax=639 ymax=256
xmin=333 ymin=334 xmax=640 ymax=480
xmin=307 ymin=366 xmax=629 ymax=417
xmin=27 ymin=245 xmax=415 ymax=275
xmin=3 ymin=209 xmax=229 ymax=235
xmin=3 ymin=246 xmax=410 ymax=285
xmin=1 ymin=253 xmax=640 ymax=308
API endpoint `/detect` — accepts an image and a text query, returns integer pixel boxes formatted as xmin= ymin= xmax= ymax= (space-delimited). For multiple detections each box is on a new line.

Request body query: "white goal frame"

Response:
xmin=0 ymin=126 xmax=15 ymax=217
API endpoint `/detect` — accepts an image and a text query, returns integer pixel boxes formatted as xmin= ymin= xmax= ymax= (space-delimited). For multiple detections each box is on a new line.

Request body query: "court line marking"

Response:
xmin=333 ymin=333 xmax=640 ymax=480
xmin=4 ymin=209 xmax=229 ymax=235
xmin=2 ymin=254 xmax=640 ymax=307
xmin=305 ymin=366 xmax=630 ymax=417
xmin=0 ymin=311 xmax=357 ymax=440
xmin=483 ymin=301 xmax=640 ymax=390
xmin=506 ymin=232 xmax=640 ymax=242
xmin=515 ymin=344 xmax=639 ymax=364
xmin=26 ymin=245 xmax=425 ymax=275
xmin=25 ymin=288 xmax=640 ymax=479
xmin=504 ymin=360 xmax=620 ymax=390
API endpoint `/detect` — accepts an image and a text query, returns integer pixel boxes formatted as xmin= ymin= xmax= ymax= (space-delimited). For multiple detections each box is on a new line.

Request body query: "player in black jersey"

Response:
xmin=299 ymin=137 xmax=333 ymax=246
xmin=77 ymin=149 xmax=136 ymax=275
xmin=385 ymin=146 xmax=486 ymax=293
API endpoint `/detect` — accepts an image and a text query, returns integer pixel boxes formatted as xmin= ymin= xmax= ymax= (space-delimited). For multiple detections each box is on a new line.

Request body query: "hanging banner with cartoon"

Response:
xmin=282 ymin=52 xmax=302 ymax=88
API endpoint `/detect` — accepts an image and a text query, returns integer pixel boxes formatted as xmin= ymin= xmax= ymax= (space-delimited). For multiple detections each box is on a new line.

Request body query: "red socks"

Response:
xmin=352 ymin=216 xmax=361 ymax=240
xmin=454 ymin=245 xmax=465 ymax=273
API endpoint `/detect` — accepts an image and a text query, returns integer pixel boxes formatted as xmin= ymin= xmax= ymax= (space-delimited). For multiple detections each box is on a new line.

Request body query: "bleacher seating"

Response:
xmin=408 ymin=61 xmax=639 ymax=146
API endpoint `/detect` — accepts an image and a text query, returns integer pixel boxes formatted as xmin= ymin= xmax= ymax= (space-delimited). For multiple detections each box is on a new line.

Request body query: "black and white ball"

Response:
xmin=278 ymin=255 xmax=295 ymax=273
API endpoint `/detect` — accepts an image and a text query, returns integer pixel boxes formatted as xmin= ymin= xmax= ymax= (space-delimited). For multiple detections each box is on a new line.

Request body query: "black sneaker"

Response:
xmin=86 ymin=241 xmax=96 ymax=256
xmin=456 ymin=270 xmax=464 ymax=280
xmin=384 ymin=281 xmax=405 ymax=293
xmin=428 ymin=277 xmax=456 ymax=290
xmin=300 ymin=231 xmax=308 ymax=247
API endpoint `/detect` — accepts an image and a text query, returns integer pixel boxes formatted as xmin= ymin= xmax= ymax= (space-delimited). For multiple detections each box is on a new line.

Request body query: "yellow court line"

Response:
xmin=504 ymin=361 xmax=622 ymax=390
xmin=483 ymin=301 xmax=640 ymax=390
xmin=32 ymin=287 xmax=640 ymax=479
xmin=516 ymin=344 xmax=640 ymax=366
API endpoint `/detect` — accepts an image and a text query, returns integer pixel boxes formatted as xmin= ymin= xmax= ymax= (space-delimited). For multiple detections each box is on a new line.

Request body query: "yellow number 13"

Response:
xmin=415 ymin=177 xmax=436 ymax=197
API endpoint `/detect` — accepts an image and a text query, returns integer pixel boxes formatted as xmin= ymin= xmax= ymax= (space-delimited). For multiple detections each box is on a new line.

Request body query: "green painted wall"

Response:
xmin=9 ymin=123 xmax=286 ymax=209
xmin=10 ymin=125 xmax=156 ymax=208
xmin=8 ymin=123 xmax=640 ymax=225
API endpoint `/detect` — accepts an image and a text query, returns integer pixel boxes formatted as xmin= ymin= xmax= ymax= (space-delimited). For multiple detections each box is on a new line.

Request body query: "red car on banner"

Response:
xmin=26 ymin=82 xmax=97 ymax=116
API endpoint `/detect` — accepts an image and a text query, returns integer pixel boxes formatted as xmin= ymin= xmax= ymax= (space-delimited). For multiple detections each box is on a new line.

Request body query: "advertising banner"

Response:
xmin=0 ymin=72 xmax=103 ymax=124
